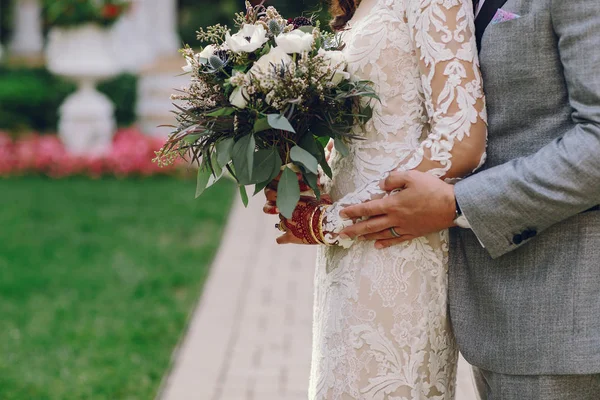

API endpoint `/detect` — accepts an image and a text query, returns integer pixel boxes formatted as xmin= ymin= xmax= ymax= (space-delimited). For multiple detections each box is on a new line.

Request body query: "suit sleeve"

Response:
xmin=454 ymin=0 xmax=600 ymax=259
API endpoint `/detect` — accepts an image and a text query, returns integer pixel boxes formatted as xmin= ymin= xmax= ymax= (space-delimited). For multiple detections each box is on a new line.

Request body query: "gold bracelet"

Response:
xmin=318 ymin=205 xmax=333 ymax=246
xmin=307 ymin=205 xmax=321 ymax=245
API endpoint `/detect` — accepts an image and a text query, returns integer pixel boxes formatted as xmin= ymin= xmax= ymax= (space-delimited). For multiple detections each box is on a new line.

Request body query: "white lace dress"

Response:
xmin=309 ymin=0 xmax=487 ymax=399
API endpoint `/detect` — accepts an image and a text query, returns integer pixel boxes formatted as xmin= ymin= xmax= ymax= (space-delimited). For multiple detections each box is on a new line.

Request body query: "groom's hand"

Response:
xmin=339 ymin=171 xmax=457 ymax=249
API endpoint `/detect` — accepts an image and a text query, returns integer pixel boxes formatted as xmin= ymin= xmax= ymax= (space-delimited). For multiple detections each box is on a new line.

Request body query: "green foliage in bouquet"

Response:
xmin=155 ymin=1 xmax=378 ymax=219
xmin=43 ymin=0 xmax=130 ymax=28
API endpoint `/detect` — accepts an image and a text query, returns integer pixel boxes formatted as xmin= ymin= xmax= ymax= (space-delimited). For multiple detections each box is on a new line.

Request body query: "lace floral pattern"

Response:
xmin=309 ymin=0 xmax=486 ymax=398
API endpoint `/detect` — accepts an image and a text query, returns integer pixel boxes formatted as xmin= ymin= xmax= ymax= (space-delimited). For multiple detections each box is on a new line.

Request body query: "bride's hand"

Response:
xmin=262 ymin=175 xmax=331 ymax=215
xmin=274 ymin=197 xmax=331 ymax=245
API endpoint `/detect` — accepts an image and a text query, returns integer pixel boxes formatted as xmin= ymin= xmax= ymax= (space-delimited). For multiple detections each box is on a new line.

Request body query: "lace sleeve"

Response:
xmin=402 ymin=0 xmax=487 ymax=179
xmin=322 ymin=0 xmax=487 ymax=247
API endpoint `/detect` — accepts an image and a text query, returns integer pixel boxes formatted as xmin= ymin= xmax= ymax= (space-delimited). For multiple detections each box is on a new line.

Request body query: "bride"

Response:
xmin=265 ymin=0 xmax=487 ymax=398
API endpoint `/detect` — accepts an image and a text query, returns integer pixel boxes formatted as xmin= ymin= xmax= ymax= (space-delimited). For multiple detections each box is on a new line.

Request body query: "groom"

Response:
xmin=340 ymin=0 xmax=600 ymax=398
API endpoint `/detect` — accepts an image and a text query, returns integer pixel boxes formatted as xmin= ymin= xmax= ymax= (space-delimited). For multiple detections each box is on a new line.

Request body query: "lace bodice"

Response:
xmin=309 ymin=1 xmax=486 ymax=399
xmin=322 ymin=0 xmax=487 ymax=246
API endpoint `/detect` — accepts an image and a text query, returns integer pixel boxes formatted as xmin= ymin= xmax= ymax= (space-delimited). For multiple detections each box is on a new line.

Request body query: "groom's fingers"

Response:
xmin=360 ymin=228 xmax=407 ymax=241
xmin=380 ymin=171 xmax=411 ymax=192
xmin=340 ymin=215 xmax=393 ymax=239
xmin=340 ymin=197 xmax=391 ymax=220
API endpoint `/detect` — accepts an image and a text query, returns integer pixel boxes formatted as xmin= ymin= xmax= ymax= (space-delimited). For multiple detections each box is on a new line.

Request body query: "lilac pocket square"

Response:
xmin=491 ymin=9 xmax=521 ymax=25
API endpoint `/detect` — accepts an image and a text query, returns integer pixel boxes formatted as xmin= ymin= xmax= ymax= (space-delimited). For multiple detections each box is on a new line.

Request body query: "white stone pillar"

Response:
xmin=153 ymin=0 xmax=180 ymax=56
xmin=110 ymin=0 xmax=157 ymax=72
xmin=136 ymin=0 xmax=184 ymax=136
xmin=0 ymin=6 xmax=4 ymax=61
xmin=9 ymin=0 xmax=44 ymax=57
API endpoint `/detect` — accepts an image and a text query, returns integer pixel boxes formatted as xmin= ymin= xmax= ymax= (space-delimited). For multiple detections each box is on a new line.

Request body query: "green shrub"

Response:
xmin=0 ymin=67 xmax=75 ymax=133
xmin=0 ymin=67 xmax=137 ymax=133
xmin=98 ymin=72 xmax=138 ymax=127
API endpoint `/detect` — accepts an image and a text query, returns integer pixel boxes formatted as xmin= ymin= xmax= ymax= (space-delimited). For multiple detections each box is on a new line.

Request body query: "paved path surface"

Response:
xmin=159 ymin=198 xmax=478 ymax=400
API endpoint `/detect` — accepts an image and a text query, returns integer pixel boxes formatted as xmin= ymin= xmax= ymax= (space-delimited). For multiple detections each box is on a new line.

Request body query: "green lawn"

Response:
xmin=0 ymin=177 xmax=235 ymax=399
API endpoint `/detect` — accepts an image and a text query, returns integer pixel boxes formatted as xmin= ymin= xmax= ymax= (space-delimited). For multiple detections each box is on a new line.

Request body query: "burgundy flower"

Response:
xmin=291 ymin=16 xmax=314 ymax=30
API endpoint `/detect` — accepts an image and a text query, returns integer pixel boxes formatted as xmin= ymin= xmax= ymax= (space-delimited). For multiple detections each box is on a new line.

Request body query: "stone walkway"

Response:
xmin=159 ymin=197 xmax=478 ymax=400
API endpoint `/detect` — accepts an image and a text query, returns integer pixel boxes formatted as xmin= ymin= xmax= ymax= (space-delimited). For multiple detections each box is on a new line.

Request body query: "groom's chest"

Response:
xmin=478 ymin=0 xmax=550 ymax=70
xmin=477 ymin=0 xmax=570 ymax=165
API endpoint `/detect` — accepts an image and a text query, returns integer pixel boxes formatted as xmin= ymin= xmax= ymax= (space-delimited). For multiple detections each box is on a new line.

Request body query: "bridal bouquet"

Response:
xmin=155 ymin=1 xmax=377 ymax=218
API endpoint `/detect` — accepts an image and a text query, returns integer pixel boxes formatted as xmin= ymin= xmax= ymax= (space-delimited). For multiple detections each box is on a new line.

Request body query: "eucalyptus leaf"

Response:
xmin=277 ymin=167 xmax=301 ymax=219
xmin=195 ymin=167 xmax=211 ymax=198
xmin=290 ymin=146 xmax=319 ymax=175
xmin=216 ymin=138 xmax=234 ymax=168
xmin=320 ymin=158 xmax=333 ymax=179
xmin=239 ymin=185 xmax=249 ymax=207
xmin=254 ymin=180 xmax=270 ymax=196
xmin=303 ymin=172 xmax=321 ymax=200
xmin=313 ymin=137 xmax=333 ymax=179
xmin=207 ymin=152 xmax=225 ymax=190
xmin=252 ymin=149 xmax=278 ymax=184
xmin=334 ymin=138 xmax=350 ymax=158
xmin=231 ymin=135 xmax=256 ymax=184
xmin=253 ymin=151 xmax=282 ymax=195
xmin=267 ymin=114 xmax=296 ymax=133
xmin=299 ymin=134 xmax=321 ymax=159
xmin=253 ymin=117 xmax=271 ymax=133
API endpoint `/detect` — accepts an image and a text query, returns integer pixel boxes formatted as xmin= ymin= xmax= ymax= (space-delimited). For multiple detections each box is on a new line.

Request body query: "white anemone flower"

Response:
xmin=225 ymin=24 xmax=269 ymax=54
xmin=318 ymin=48 xmax=350 ymax=85
xmin=275 ymin=29 xmax=315 ymax=54
xmin=229 ymin=87 xmax=249 ymax=109
xmin=250 ymin=47 xmax=293 ymax=76
xmin=199 ymin=44 xmax=217 ymax=60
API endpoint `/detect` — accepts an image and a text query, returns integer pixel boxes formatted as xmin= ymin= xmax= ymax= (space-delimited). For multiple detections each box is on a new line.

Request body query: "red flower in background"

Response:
xmin=0 ymin=129 xmax=187 ymax=179
xmin=102 ymin=4 xmax=121 ymax=19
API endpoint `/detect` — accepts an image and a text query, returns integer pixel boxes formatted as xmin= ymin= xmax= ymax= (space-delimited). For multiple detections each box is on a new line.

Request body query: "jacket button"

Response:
xmin=512 ymin=234 xmax=523 ymax=245
xmin=523 ymin=229 xmax=537 ymax=240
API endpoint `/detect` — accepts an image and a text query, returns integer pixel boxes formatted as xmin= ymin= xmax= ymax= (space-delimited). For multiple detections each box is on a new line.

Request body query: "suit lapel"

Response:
xmin=475 ymin=0 xmax=509 ymax=50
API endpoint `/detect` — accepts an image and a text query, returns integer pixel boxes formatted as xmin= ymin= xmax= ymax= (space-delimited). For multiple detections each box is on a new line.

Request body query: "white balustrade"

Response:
xmin=9 ymin=0 xmax=44 ymax=57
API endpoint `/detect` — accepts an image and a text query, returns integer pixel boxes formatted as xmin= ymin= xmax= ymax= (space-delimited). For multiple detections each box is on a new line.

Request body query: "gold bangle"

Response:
xmin=318 ymin=205 xmax=332 ymax=246
xmin=308 ymin=205 xmax=321 ymax=245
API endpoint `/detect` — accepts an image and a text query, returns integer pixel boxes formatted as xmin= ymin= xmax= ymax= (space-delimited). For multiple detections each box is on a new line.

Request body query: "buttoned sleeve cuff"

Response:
xmin=455 ymin=197 xmax=486 ymax=248
xmin=454 ymin=178 xmax=518 ymax=259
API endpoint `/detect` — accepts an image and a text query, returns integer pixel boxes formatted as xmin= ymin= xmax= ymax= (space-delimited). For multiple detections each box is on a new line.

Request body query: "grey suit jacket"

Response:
xmin=450 ymin=0 xmax=600 ymax=375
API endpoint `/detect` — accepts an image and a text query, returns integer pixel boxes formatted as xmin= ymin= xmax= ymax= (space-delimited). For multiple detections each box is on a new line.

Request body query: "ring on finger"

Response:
xmin=389 ymin=227 xmax=401 ymax=238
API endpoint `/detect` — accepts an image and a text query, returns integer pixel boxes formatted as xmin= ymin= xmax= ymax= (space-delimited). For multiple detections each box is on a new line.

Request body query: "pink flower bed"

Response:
xmin=0 ymin=128 xmax=185 ymax=178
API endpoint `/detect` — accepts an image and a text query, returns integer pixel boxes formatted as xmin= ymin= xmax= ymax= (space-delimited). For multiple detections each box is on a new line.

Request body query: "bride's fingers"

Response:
xmin=263 ymin=201 xmax=279 ymax=215
xmin=374 ymin=236 xmax=416 ymax=249
xmin=276 ymin=231 xmax=303 ymax=245
xmin=264 ymin=187 xmax=277 ymax=202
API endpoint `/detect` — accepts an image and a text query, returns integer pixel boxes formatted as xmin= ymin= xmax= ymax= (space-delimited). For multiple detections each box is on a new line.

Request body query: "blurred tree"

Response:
xmin=0 ymin=0 xmax=13 ymax=49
